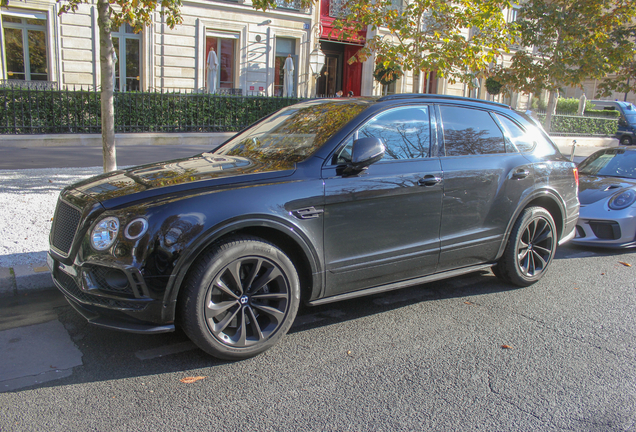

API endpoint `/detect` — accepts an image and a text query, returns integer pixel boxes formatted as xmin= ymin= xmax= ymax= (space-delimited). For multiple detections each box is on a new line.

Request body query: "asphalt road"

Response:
xmin=0 ymin=243 xmax=635 ymax=431
xmin=0 ymin=145 xmax=214 ymax=169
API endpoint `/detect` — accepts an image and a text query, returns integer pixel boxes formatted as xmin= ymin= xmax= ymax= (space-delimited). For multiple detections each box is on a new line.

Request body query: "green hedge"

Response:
xmin=0 ymin=88 xmax=302 ymax=134
xmin=538 ymin=113 xmax=618 ymax=136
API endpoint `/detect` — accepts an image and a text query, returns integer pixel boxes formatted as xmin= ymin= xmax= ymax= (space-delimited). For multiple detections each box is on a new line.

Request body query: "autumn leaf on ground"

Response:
xmin=618 ymin=261 xmax=632 ymax=267
xmin=180 ymin=376 xmax=206 ymax=384
xmin=346 ymin=350 xmax=354 ymax=357
xmin=501 ymin=345 xmax=513 ymax=350
xmin=464 ymin=301 xmax=473 ymax=305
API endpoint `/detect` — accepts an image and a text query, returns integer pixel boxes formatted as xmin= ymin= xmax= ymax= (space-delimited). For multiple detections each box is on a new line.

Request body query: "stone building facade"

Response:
xmin=0 ymin=0 xmax=532 ymax=109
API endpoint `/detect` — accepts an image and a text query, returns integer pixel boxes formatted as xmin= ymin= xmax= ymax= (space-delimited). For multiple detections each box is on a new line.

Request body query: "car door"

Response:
xmin=436 ymin=105 xmax=535 ymax=271
xmin=321 ymin=105 xmax=443 ymax=297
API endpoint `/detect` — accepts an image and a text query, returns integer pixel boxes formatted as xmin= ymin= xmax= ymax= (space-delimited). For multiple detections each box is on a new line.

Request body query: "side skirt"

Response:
xmin=309 ymin=264 xmax=494 ymax=306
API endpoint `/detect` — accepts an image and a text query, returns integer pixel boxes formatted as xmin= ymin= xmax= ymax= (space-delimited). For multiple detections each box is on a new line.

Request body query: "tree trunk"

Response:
xmin=544 ymin=90 xmax=557 ymax=133
xmin=97 ymin=0 xmax=117 ymax=172
xmin=413 ymin=71 xmax=422 ymax=94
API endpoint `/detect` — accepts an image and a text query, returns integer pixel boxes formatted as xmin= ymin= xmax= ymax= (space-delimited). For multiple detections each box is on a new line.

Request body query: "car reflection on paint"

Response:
xmin=573 ymin=147 xmax=636 ymax=248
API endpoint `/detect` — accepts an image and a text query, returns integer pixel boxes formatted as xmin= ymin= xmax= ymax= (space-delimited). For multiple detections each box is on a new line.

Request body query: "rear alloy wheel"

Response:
xmin=493 ymin=207 xmax=557 ymax=287
xmin=620 ymin=136 xmax=633 ymax=146
xmin=179 ymin=236 xmax=299 ymax=360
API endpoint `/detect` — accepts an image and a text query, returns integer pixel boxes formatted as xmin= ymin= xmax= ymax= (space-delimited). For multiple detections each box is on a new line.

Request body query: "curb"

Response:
xmin=0 ymin=263 xmax=54 ymax=296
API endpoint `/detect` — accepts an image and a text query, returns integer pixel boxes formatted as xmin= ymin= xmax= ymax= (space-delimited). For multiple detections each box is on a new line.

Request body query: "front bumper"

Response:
xmin=48 ymin=252 xmax=175 ymax=334
xmin=572 ymin=211 xmax=636 ymax=248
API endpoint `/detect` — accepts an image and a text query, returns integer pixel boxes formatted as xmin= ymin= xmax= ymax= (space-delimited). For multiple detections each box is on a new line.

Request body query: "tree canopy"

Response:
xmin=492 ymin=0 xmax=636 ymax=127
xmin=334 ymin=0 xmax=516 ymax=93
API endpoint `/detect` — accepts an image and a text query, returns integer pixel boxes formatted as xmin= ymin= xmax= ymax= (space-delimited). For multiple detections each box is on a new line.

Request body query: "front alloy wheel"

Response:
xmin=179 ymin=236 xmax=300 ymax=360
xmin=493 ymin=207 xmax=557 ymax=287
xmin=206 ymin=256 xmax=291 ymax=348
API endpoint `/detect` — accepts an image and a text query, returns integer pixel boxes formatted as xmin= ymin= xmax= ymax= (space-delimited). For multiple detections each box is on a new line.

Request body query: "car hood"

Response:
xmin=68 ymin=153 xmax=295 ymax=208
xmin=578 ymin=175 xmax=636 ymax=205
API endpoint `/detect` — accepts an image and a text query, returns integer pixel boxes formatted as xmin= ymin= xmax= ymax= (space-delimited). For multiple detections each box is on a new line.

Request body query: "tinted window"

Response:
xmin=358 ymin=106 xmax=431 ymax=160
xmin=440 ymin=106 xmax=505 ymax=156
xmin=495 ymin=114 xmax=532 ymax=152
xmin=218 ymin=100 xmax=371 ymax=169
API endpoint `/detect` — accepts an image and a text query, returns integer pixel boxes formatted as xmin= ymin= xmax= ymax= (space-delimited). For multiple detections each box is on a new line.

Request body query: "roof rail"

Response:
xmin=378 ymin=93 xmax=510 ymax=109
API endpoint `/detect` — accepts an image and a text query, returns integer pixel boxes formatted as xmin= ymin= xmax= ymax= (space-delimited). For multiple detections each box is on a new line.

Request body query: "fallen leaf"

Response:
xmin=573 ymin=287 xmax=579 ymax=290
xmin=50 ymin=365 xmax=57 ymax=369
xmin=346 ymin=350 xmax=353 ymax=357
xmin=464 ymin=301 xmax=473 ymax=305
xmin=180 ymin=376 xmax=206 ymax=384
xmin=501 ymin=345 xmax=513 ymax=350
xmin=601 ymin=273 xmax=605 ymax=276
xmin=48 ymin=180 xmax=53 ymax=183
xmin=618 ymin=261 xmax=632 ymax=267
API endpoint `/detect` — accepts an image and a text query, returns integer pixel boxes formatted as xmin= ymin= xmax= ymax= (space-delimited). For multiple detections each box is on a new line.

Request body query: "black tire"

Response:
xmin=620 ymin=135 xmax=633 ymax=146
xmin=179 ymin=236 xmax=300 ymax=360
xmin=493 ymin=207 xmax=557 ymax=287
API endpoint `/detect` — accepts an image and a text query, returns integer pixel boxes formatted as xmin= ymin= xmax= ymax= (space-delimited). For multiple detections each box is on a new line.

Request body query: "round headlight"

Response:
xmin=609 ymin=189 xmax=636 ymax=210
xmin=91 ymin=217 xmax=120 ymax=250
xmin=124 ymin=218 xmax=148 ymax=240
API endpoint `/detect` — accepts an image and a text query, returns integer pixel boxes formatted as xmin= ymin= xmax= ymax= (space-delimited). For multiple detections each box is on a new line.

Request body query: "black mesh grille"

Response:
xmin=589 ymin=221 xmax=621 ymax=240
xmin=55 ymin=270 xmax=146 ymax=311
xmin=84 ymin=265 xmax=134 ymax=296
xmin=51 ymin=200 xmax=81 ymax=255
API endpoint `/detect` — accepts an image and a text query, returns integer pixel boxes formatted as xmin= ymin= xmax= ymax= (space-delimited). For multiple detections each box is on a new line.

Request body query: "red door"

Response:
xmin=342 ymin=45 xmax=362 ymax=96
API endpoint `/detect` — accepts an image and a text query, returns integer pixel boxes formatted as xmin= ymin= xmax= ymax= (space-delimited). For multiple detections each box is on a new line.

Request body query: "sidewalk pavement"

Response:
xmin=0 ymin=136 xmax=619 ymax=297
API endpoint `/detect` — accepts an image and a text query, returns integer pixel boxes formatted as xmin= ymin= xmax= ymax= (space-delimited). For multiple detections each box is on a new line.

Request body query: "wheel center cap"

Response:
xmin=240 ymin=295 xmax=248 ymax=305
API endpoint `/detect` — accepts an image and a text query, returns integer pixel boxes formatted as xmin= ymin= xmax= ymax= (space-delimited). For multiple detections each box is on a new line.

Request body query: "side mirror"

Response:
xmin=346 ymin=137 xmax=385 ymax=173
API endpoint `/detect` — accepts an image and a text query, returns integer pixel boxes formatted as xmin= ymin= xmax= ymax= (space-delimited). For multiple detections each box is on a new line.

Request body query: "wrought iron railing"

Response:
xmin=329 ymin=0 xmax=352 ymax=18
xmin=275 ymin=0 xmax=303 ymax=10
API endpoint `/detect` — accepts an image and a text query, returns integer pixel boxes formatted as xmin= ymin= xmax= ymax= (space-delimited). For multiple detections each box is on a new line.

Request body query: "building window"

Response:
xmin=274 ymin=37 xmax=297 ymax=97
xmin=2 ymin=14 xmax=49 ymax=81
xmin=112 ymin=24 xmax=141 ymax=91
xmin=206 ymin=33 xmax=237 ymax=91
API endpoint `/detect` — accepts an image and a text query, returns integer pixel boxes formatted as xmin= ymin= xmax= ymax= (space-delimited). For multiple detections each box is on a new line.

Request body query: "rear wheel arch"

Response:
xmin=497 ymin=192 xmax=565 ymax=260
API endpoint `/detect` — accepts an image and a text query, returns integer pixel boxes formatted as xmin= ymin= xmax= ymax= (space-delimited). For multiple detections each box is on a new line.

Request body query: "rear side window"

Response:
xmin=496 ymin=113 xmax=560 ymax=157
xmin=439 ymin=106 xmax=505 ymax=156
xmin=495 ymin=114 xmax=533 ymax=152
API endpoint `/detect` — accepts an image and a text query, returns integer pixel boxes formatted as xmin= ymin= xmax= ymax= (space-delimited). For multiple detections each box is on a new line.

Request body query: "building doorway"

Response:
xmin=316 ymin=41 xmax=362 ymax=97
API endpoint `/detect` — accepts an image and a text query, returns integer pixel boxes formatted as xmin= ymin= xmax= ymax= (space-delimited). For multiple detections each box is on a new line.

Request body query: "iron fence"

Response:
xmin=0 ymin=87 xmax=303 ymax=135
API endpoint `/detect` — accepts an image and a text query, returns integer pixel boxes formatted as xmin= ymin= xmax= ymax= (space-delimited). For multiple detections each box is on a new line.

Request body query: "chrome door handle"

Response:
xmin=512 ymin=169 xmax=530 ymax=179
xmin=418 ymin=175 xmax=442 ymax=186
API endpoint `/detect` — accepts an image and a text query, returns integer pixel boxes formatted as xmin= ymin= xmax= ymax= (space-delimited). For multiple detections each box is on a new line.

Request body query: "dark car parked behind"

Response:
xmin=48 ymin=95 xmax=580 ymax=360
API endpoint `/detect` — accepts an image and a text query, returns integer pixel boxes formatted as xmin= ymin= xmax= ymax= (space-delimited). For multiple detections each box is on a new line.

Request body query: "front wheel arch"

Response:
xmin=162 ymin=219 xmax=321 ymax=323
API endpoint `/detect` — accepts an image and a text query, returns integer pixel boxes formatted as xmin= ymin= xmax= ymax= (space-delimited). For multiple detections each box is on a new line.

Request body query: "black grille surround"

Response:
xmin=589 ymin=221 xmax=621 ymax=240
xmin=51 ymin=200 xmax=82 ymax=256
xmin=54 ymin=269 xmax=148 ymax=311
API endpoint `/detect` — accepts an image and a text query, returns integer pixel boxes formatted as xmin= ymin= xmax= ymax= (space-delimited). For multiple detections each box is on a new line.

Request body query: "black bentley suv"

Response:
xmin=48 ymin=95 xmax=580 ymax=360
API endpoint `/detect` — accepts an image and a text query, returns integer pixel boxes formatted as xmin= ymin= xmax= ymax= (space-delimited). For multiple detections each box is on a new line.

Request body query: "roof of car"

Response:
xmin=378 ymin=93 xmax=511 ymax=109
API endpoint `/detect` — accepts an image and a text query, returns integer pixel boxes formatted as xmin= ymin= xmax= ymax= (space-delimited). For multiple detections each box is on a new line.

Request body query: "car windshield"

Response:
xmin=578 ymin=150 xmax=636 ymax=179
xmin=625 ymin=112 xmax=636 ymax=124
xmin=215 ymin=99 xmax=372 ymax=170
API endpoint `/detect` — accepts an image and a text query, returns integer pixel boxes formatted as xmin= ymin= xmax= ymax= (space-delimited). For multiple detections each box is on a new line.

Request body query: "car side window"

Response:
xmin=334 ymin=106 xmax=431 ymax=163
xmin=495 ymin=114 xmax=533 ymax=152
xmin=440 ymin=106 xmax=506 ymax=156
